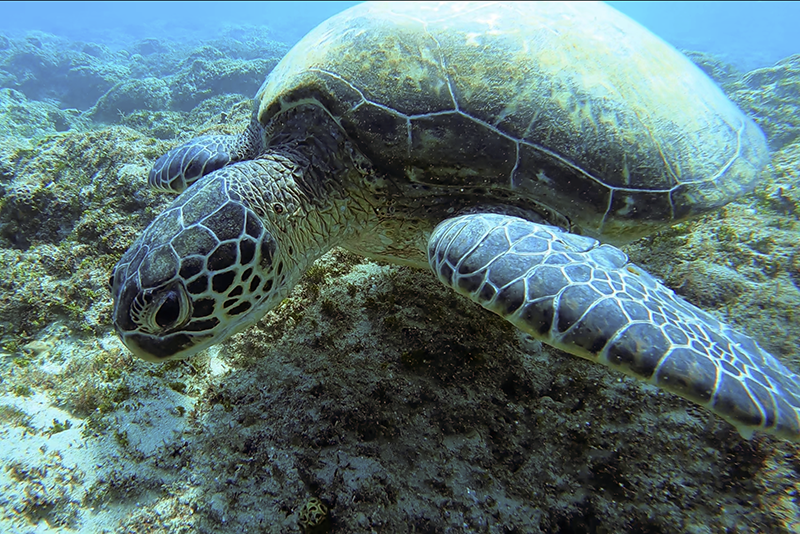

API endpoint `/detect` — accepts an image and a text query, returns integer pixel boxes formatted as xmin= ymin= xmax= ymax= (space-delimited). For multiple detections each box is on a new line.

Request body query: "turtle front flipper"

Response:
xmin=148 ymin=118 xmax=265 ymax=193
xmin=428 ymin=213 xmax=800 ymax=442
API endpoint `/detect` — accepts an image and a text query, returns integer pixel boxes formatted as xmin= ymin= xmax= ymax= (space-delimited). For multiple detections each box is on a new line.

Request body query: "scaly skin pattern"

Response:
xmin=148 ymin=119 xmax=265 ymax=193
xmin=429 ymin=214 xmax=800 ymax=441
xmin=112 ymin=115 xmax=377 ymax=361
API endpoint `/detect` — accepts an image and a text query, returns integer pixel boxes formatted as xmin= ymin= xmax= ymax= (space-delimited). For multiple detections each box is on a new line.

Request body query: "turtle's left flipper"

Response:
xmin=428 ymin=213 xmax=800 ymax=441
xmin=148 ymin=119 xmax=265 ymax=193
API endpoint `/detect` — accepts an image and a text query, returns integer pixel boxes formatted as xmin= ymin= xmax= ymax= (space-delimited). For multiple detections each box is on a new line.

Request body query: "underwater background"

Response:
xmin=0 ymin=1 xmax=798 ymax=532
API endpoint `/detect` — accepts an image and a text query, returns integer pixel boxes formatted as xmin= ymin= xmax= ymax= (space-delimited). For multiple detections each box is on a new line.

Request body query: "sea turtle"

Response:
xmin=110 ymin=1 xmax=800 ymax=441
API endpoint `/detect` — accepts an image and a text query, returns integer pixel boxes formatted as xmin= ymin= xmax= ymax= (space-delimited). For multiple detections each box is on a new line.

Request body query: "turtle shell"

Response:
xmin=255 ymin=1 xmax=767 ymax=242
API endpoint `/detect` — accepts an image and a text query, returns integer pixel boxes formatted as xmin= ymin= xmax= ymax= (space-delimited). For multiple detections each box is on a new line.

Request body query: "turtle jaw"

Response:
xmin=116 ymin=318 xmax=249 ymax=362
xmin=112 ymin=274 xmax=280 ymax=362
xmin=117 ymin=330 xmax=208 ymax=363
xmin=111 ymin=275 xmax=213 ymax=362
xmin=114 ymin=285 xmax=287 ymax=362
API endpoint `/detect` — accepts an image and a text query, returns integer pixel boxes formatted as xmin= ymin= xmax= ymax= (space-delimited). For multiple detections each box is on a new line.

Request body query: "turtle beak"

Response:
xmin=118 ymin=331 xmax=205 ymax=362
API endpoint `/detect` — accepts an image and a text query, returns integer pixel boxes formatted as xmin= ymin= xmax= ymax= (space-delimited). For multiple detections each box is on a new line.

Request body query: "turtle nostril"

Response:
xmin=155 ymin=291 xmax=182 ymax=328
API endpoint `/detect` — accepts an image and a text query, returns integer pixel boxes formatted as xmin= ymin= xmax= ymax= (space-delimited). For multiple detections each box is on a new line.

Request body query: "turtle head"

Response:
xmin=111 ymin=168 xmax=291 ymax=362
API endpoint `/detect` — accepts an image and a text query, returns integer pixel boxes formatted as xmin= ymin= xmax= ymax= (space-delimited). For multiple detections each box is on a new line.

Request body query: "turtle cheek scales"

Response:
xmin=228 ymin=302 xmax=252 ymax=316
xmin=207 ymin=242 xmax=238 ymax=271
xmin=212 ymin=271 xmax=236 ymax=293
xmin=179 ymin=257 xmax=204 ymax=279
xmin=186 ymin=276 xmax=208 ymax=295
xmin=192 ymin=298 xmax=216 ymax=318
xmin=184 ymin=318 xmax=221 ymax=332
xmin=259 ymin=235 xmax=277 ymax=270
xmin=248 ymin=275 xmax=262 ymax=293
xmin=245 ymin=211 xmax=263 ymax=239
xmin=239 ymin=238 xmax=257 ymax=264
xmin=140 ymin=200 xmax=273 ymax=344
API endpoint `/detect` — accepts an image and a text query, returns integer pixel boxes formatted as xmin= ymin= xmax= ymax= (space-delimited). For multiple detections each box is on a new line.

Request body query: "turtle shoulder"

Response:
xmin=255 ymin=2 xmax=767 ymax=242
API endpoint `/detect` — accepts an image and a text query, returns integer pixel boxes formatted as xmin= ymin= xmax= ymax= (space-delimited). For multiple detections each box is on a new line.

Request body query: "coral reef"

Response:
xmin=170 ymin=57 xmax=278 ymax=111
xmin=88 ymin=77 xmax=172 ymax=123
xmin=0 ymin=28 xmax=287 ymax=134
xmin=0 ymin=88 xmax=87 ymax=138
xmin=0 ymin=32 xmax=128 ymax=109
xmin=684 ymin=51 xmax=800 ymax=152
xmin=0 ymin=27 xmax=798 ymax=534
xmin=728 ymin=55 xmax=800 ymax=150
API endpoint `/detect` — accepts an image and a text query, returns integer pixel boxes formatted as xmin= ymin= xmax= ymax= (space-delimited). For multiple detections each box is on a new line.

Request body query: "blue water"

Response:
xmin=1 ymin=1 xmax=798 ymax=70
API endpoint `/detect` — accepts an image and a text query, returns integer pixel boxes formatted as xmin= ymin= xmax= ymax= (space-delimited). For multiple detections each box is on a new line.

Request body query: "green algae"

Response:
xmin=0 ymin=404 xmax=33 ymax=429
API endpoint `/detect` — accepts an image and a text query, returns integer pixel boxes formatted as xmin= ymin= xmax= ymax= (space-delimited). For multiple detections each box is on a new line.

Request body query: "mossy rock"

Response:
xmin=727 ymin=55 xmax=800 ymax=150
xmin=89 ymin=77 xmax=172 ymax=123
xmin=0 ymin=88 xmax=86 ymax=137
xmin=170 ymin=58 xmax=279 ymax=111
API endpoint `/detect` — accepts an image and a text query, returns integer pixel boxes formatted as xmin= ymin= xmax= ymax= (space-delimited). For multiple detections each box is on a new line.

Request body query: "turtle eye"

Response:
xmin=133 ymin=284 xmax=191 ymax=334
xmin=155 ymin=290 xmax=182 ymax=329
